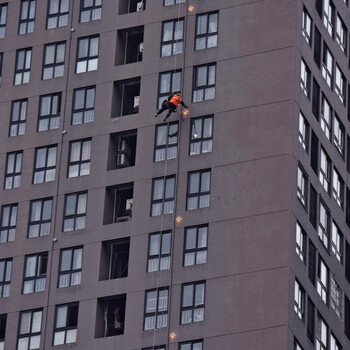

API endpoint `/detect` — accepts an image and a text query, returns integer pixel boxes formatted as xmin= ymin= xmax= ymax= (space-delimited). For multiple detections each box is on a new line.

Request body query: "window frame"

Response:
xmin=332 ymin=167 xmax=344 ymax=208
xmin=68 ymin=138 xmax=92 ymax=178
xmin=294 ymin=279 xmax=305 ymax=320
xmin=316 ymin=314 xmax=328 ymax=350
xmin=302 ymin=7 xmax=312 ymax=45
xmin=80 ymin=0 xmax=102 ymax=23
xmin=164 ymin=0 xmax=185 ymax=5
xmin=47 ymin=0 xmax=69 ymax=29
xmin=0 ymin=258 xmax=12 ymax=298
xmin=0 ymin=203 xmax=17 ymax=243
xmin=76 ymin=35 xmax=99 ymax=74
xmin=4 ymin=151 xmax=23 ymax=190
xmin=333 ymin=114 xmax=344 ymax=156
xmin=296 ymin=222 xmax=306 ymax=263
xmin=42 ymin=42 xmax=65 ymax=80
xmin=151 ymin=176 xmax=175 ymax=216
xmin=335 ymin=14 xmax=347 ymax=53
xmin=186 ymin=169 xmax=211 ymax=210
xmin=0 ymin=4 xmax=8 ymax=39
xmin=147 ymin=231 xmax=171 ymax=272
xmin=18 ymin=0 xmax=36 ymax=35
xmin=192 ymin=63 xmax=216 ymax=102
xmin=195 ymin=11 xmax=218 ymax=50
xmin=331 ymin=221 xmax=343 ymax=263
xmin=323 ymin=0 xmax=334 ymax=37
xmin=317 ymin=258 xmax=329 ymax=304
xmin=180 ymin=281 xmax=205 ymax=324
xmin=297 ymin=165 xmax=308 ymax=208
xmin=335 ymin=65 xmax=346 ymax=104
xmin=17 ymin=309 xmax=43 ymax=350
xmin=9 ymin=99 xmax=27 ymax=137
xmin=318 ymin=200 xmax=330 ymax=250
xmin=300 ymin=59 xmax=311 ymax=98
xmin=63 ymin=192 xmax=87 ymax=232
xmin=154 ymin=122 xmax=179 ymax=162
xmin=38 ymin=92 xmax=61 ymax=131
xmin=319 ymin=148 xmax=331 ymax=194
xmin=22 ymin=252 xmax=48 ymax=294
xmin=72 ymin=86 xmax=95 ymax=125
xmin=161 ymin=18 xmax=184 ymax=57
xmin=33 ymin=145 xmax=57 ymax=184
xmin=330 ymin=274 xmax=344 ymax=321
xmin=14 ymin=48 xmax=32 ymax=85
xmin=184 ymin=224 xmax=208 ymax=266
xmin=28 ymin=197 xmax=53 ymax=238
xmin=179 ymin=340 xmax=203 ymax=350
xmin=144 ymin=287 xmax=169 ymax=330
xmin=58 ymin=247 xmax=83 ymax=288
xmin=298 ymin=111 xmax=309 ymax=152
xmin=321 ymin=94 xmax=331 ymax=141
xmin=158 ymin=70 xmax=182 ymax=108
xmin=189 ymin=115 xmax=213 ymax=156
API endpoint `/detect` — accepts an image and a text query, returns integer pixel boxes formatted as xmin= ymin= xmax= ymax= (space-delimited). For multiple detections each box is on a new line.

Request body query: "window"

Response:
xmin=72 ymin=86 xmax=95 ymax=124
xmin=147 ymin=231 xmax=171 ymax=272
xmin=193 ymin=63 xmax=216 ymax=102
xmin=184 ymin=225 xmax=208 ymax=266
xmin=187 ymin=170 xmax=211 ymax=210
xmin=294 ymin=279 xmax=304 ymax=320
xmin=63 ymin=192 xmax=87 ymax=232
xmin=154 ymin=122 xmax=178 ymax=162
xmin=9 ymin=99 xmax=27 ymax=136
xmin=118 ymin=0 xmax=145 ymax=14
xmin=4 ymin=151 xmax=22 ymax=189
xmin=116 ymin=26 xmax=144 ymax=65
xmin=195 ymin=12 xmax=218 ymax=50
xmin=322 ymin=45 xmax=333 ymax=88
xmin=14 ymin=48 xmax=32 ymax=85
xmin=331 ymin=221 xmax=343 ymax=263
xmin=17 ymin=309 xmax=42 ymax=350
xmin=161 ymin=19 xmax=184 ymax=56
xmin=76 ymin=36 xmax=99 ymax=73
xmin=47 ymin=0 xmax=69 ymax=29
xmin=335 ymin=65 xmax=345 ymax=104
xmin=302 ymin=7 xmax=312 ymax=45
xmin=330 ymin=333 xmax=342 ymax=350
xmin=58 ymin=247 xmax=82 ymax=288
xmin=332 ymin=168 xmax=344 ymax=208
xmin=68 ymin=139 xmax=91 ymax=178
xmin=190 ymin=116 xmax=213 ymax=155
xmin=0 ymin=203 xmax=17 ymax=243
xmin=336 ymin=14 xmax=347 ymax=53
xmin=323 ymin=0 xmax=334 ymax=37
xmin=28 ymin=198 xmax=53 ymax=238
xmin=0 ymin=259 xmax=12 ymax=298
xmin=297 ymin=165 xmax=308 ymax=208
xmin=38 ymin=93 xmax=61 ymax=131
xmin=319 ymin=148 xmax=331 ymax=193
xmin=144 ymin=288 xmax=168 ymax=330
xmin=296 ymin=222 xmax=306 ymax=262
xmin=151 ymin=176 xmax=175 ymax=216
xmin=333 ymin=115 xmax=344 ymax=156
xmin=294 ymin=339 xmax=303 ymax=350
xmin=0 ymin=314 xmax=6 ymax=349
xmin=53 ymin=303 xmax=78 ymax=345
xmin=113 ymin=77 xmax=141 ymax=116
xmin=318 ymin=201 xmax=330 ymax=249
xmin=317 ymin=258 xmax=328 ymax=304
xmin=19 ymin=0 xmax=36 ymax=35
xmin=181 ymin=281 xmax=205 ymax=324
xmin=179 ymin=341 xmax=203 ymax=350
xmin=23 ymin=252 xmax=48 ymax=294
xmin=0 ymin=4 xmax=7 ymax=38
xmin=321 ymin=95 xmax=331 ymax=140
xmin=99 ymin=238 xmax=129 ymax=280
xmin=300 ymin=59 xmax=310 ymax=98
xmin=298 ymin=112 xmax=309 ymax=152
xmin=33 ymin=145 xmax=57 ymax=184
xmin=331 ymin=274 xmax=344 ymax=321
xmin=316 ymin=314 xmax=328 ymax=350
xmin=164 ymin=0 xmax=185 ymax=5
xmin=307 ymin=297 xmax=315 ymax=343
xmin=42 ymin=42 xmax=65 ymax=80
xmin=158 ymin=70 xmax=181 ymax=108
xmin=80 ymin=0 xmax=101 ymax=22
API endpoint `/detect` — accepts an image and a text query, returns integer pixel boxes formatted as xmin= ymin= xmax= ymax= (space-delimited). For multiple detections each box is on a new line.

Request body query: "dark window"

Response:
xmin=33 ymin=145 xmax=57 ymax=184
xmin=154 ymin=122 xmax=178 ymax=162
xmin=28 ymin=198 xmax=53 ymax=238
xmin=38 ymin=93 xmax=61 ymax=131
xmin=300 ymin=59 xmax=310 ymax=98
xmin=80 ymin=0 xmax=101 ymax=22
xmin=345 ymin=241 xmax=350 ymax=283
xmin=107 ymin=130 xmax=137 ymax=169
xmin=330 ymin=333 xmax=342 ymax=350
xmin=184 ymin=225 xmax=208 ymax=266
xmin=187 ymin=170 xmax=211 ymax=210
xmin=298 ymin=112 xmax=309 ymax=152
xmin=193 ymin=63 xmax=216 ymax=102
xmin=147 ymin=231 xmax=171 ymax=272
xmin=95 ymin=294 xmax=126 ymax=337
xmin=151 ymin=176 xmax=175 ymax=216
xmin=331 ymin=274 xmax=344 ymax=321
xmin=99 ymin=238 xmax=130 ymax=280
xmin=335 ymin=65 xmax=346 ymax=104
xmin=76 ymin=36 xmax=99 ymax=73
xmin=294 ymin=339 xmax=303 ymax=350
xmin=68 ymin=139 xmax=91 ymax=178
xmin=195 ymin=12 xmax=218 ymax=50
xmin=317 ymin=258 xmax=328 ymax=304
xmin=4 ymin=151 xmax=22 ymax=189
xmin=318 ymin=200 xmax=330 ymax=250
xmin=0 ymin=258 xmax=12 ymax=298
xmin=0 ymin=203 xmax=17 ymax=243
xmin=348 ymin=136 xmax=350 ymax=173
xmin=321 ymin=94 xmax=331 ymax=140
xmin=309 ymin=184 xmax=317 ymax=228
xmin=164 ymin=0 xmax=185 ymax=6
xmin=104 ymin=183 xmax=133 ymax=224
xmin=316 ymin=314 xmax=328 ymax=349
xmin=47 ymin=0 xmax=69 ymax=29
xmin=310 ymin=131 xmax=319 ymax=174
xmin=190 ymin=116 xmax=213 ymax=155
xmin=297 ymin=165 xmax=308 ymax=208
xmin=312 ymin=78 xmax=320 ymax=119
xmin=19 ymin=0 xmax=36 ymax=35
xmin=319 ymin=148 xmax=331 ymax=194
xmin=336 ymin=14 xmax=347 ymax=53
xmin=0 ymin=4 xmax=7 ymax=38
xmin=345 ymin=295 xmax=350 ymax=339
xmin=180 ymin=281 xmax=205 ymax=324
xmin=333 ymin=114 xmax=345 ymax=156
xmin=9 ymin=99 xmax=27 ymax=136
xmin=17 ymin=309 xmax=43 ymax=349
xmin=322 ymin=44 xmax=333 ymax=88
xmin=72 ymin=86 xmax=95 ymax=125
xmin=118 ymin=0 xmax=145 ymax=14
xmin=314 ymin=27 xmax=321 ymax=68
xmin=144 ymin=288 xmax=168 ymax=330
xmin=179 ymin=341 xmax=203 ymax=350
xmin=307 ymin=297 xmax=315 ymax=343
xmin=63 ymin=192 xmax=87 ymax=232
xmin=294 ymin=279 xmax=304 ymax=320
xmin=158 ymin=70 xmax=181 ymax=108
xmin=161 ymin=19 xmax=184 ymax=56
xmin=295 ymin=222 xmax=306 ymax=263
xmin=331 ymin=221 xmax=343 ymax=263
xmin=53 ymin=303 xmax=78 ymax=345
xmin=332 ymin=168 xmax=344 ymax=208
xmin=0 ymin=314 xmax=6 ymax=346
xmin=116 ymin=26 xmax=144 ymax=65
xmin=14 ymin=48 xmax=32 ymax=85
xmin=302 ymin=7 xmax=312 ymax=45
xmin=308 ymin=240 xmax=316 ymax=285
xmin=58 ymin=247 xmax=82 ymax=288
xmin=23 ymin=252 xmax=48 ymax=294
xmin=346 ymin=187 xmax=350 ymax=228
xmin=42 ymin=42 xmax=65 ymax=80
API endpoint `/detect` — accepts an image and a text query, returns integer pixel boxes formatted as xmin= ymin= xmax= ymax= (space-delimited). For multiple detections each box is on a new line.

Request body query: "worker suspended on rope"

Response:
xmin=155 ymin=93 xmax=188 ymax=122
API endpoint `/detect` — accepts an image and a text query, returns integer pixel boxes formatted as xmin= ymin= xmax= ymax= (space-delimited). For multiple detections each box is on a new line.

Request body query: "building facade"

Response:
xmin=1 ymin=0 xmax=350 ymax=349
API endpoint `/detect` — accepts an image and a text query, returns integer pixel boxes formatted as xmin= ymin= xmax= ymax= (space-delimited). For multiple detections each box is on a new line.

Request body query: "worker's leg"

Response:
xmin=163 ymin=110 xmax=172 ymax=122
xmin=155 ymin=106 xmax=167 ymax=117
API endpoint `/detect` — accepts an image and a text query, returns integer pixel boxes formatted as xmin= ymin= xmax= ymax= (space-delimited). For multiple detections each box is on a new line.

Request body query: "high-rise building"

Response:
xmin=1 ymin=0 xmax=350 ymax=349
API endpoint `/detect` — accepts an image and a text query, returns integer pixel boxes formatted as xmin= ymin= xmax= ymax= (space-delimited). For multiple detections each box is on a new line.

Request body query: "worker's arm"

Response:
xmin=180 ymin=101 xmax=188 ymax=108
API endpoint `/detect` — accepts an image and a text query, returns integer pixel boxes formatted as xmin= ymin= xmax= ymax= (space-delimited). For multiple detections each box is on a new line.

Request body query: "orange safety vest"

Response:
xmin=169 ymin=94 xmax=182 ymax=107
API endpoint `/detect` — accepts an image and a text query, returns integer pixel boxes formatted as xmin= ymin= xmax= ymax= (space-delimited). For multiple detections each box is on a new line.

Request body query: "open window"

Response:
xmin=107 ymin=130 xmax=137 ymax=170
xmin=112 ymin=78 xmax=141 ymax=117
xmin=116 ymin=27 xmax=144 ymax=65
xmin=104 ymin=183 xmax=134 ymax=224
xmin=119 ymin=0 xmax=145 ymax=14
xmin=95 ymin=294 xmax=126 ymax=338
xmin=99 ymin=238 xmax=130 ymax=280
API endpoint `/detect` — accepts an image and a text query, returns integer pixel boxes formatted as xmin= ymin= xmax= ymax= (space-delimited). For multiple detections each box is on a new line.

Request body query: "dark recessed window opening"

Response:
xmin=116 ymin=26 xmax=144 ymax=65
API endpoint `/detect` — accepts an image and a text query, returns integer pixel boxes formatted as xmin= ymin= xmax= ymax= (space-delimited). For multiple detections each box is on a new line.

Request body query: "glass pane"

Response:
xmin=146 ymin=291 xmax=157 ymax=312
xmin=89 ymin=37 xmax=99 ymax=56
xmin=174 ymin=20 xmax=183 ymax=40
xmin=165 ymin=178 xmax=175 ymax=199
xmin=56 ymin=44 xmax=65 ymax=62
xmin=47 ymin=147 xmax=57 ymax=166
xmin=20 ymin=312 xmax=31 ymax=334
xmin=72 ymin=249 xmax=82 ymax=269
xmin=42 ymin=200 xmax=52 ymax=220
xmin=77 ymin=194 xmax=87 ymax=214
xmin=161 ymin=232 xmax=171 ymax=254
xmin=65 ymin=195 xmax=76 ymax=215
xmin=172 ymin=72 xmax=181 ymax=91
xmin=186 ymin=228 xmax=196 ymax=249
xmin=81 ymin=141 xmax=91 ymax=160
xmin=70 ymin=142 xmax=81 ymax=162
xmin=208 ymin=65 xmax=216 ymax=85
xmin=31 ymin=311 xmax=42 ymax=332
xmin=163 ymin=21 xmax=173 ymax=41
xmin=56 ymin=306 xmax=67 ymax=327
xmin=53 ymin=331 xmax=65 ymax=346
xmin=45 ymin=45 xmax=55 ymax=64
xmin=40 ymin=96 xmax=51 ymax=116
xmin=31 ymin=201 xmax=42 ymax=221
xmin=197 ymin=14 xmax=207 ymax=35
xmin=182 ymin=285 xmax=193 ymax=307
xmin=157 ymin=125 xmax=167 ymax=146
xmin=189 ymin=173 xmax=200 ymax=194
xmin=153 ymin=179 xmax=164 ymax=200
xmin=60 ymin=250 xmax=72 ymax=271
xmin=208 ymin=13 xmax=218 ymax=33
xmin=160 ymin=73 xmax=171 ymax=94
xmin=201 ymin=171 xmax=211 ymax=192
xmin=196 ymin=37 xmax=206 ymax=50
xmin=203 ymin=118 xmax=213 ymax=138
xmin=6 ymin=154 xmax=14 ymax=173
xmin=149 ymin=234 xmax=160 ymax=255
xmin=86 ymin=88 xmax=95 ymax=108
xmin=196 ymin=66 xmax=207 ymax=87
xmin=198 ymin=227 xmax=207 ymax=247
xmin=78 ymin=39 xmax=88 ymax=58
xmin=66 ymin=329 xmax=77 ymax=343
xmin=29 ymin=335 xmax=40 ymax=349
xmin=74 ymin=89 xmax=85 ymax=109
xmin=195 ymin=283 xmax=205 ymax=305
xmin=25 ymin=256 xmax=37 ymax=277
xmin=36 ymin=149 xmax=47 ymax=168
